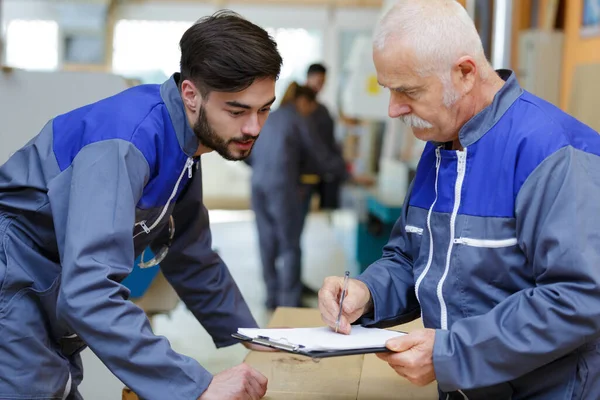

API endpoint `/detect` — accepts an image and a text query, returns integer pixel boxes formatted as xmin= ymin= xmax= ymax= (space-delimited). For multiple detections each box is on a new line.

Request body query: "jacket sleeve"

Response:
xmin=50 ymin=140 xmax=212 ymax=400
xmin=433 ymin=146 xmax=600 ymax=391
xmin=156 ymin=161 xmax=259 ymax=348
xmin=355 ymin=184 xmax=421 ymax=328
xmin=298 ymin=117 xmax=348 ymax=182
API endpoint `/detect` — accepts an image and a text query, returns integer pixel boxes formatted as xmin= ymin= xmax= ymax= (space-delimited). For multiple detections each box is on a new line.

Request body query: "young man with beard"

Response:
xmin=0 ymin=11 xmax=281 ymax=400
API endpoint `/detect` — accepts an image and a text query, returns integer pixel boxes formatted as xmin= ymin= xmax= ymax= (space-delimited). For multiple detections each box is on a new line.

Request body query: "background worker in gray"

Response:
xmin=0 ymin=11 xmax=281 ymax=400
xmin=302 ymin=63 xmax=347 ymax=216
xmin=249 ymin=83 xmax=348 ymax=310
xmin=319 ymin=0 xmax=600 ymax=398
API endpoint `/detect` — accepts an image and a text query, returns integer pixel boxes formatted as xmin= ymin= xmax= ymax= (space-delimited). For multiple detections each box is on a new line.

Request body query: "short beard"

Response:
xmin=193 ymin=106 xmax=256 ymax=161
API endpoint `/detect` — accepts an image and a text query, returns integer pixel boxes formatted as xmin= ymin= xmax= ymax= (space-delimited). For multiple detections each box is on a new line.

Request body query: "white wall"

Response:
xmin=110 ymin=1 xmax=382 ymax=207
xmin=112 ymin=1 xmax=380 ymax=112
xmin=3 ymin=0 xmax=58 ymax=22
xmin=0 ymin=69 xmax=130 ymax=164
xmin=1 ymin=0 xmax=382 ymax=207
xmin=2 ymin=0 xmax=381 ymax=115
xmin=116 ymin=1 xmax=216 ymax=22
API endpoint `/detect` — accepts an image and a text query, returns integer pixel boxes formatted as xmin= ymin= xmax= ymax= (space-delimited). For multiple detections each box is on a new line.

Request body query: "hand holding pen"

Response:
xmin=335 ymin=271 xmax=350 ymax=333
xmin=318 ymin=271 xmax=374 ymax=335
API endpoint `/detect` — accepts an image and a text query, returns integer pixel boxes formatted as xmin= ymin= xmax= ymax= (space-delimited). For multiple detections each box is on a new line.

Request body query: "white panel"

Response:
xmin=518 ymin=30 xmax=564 ymax=107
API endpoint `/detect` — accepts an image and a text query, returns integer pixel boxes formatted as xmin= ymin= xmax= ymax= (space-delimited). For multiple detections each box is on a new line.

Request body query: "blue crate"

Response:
xmin=356 ymin=195 xmax=403 ymax=273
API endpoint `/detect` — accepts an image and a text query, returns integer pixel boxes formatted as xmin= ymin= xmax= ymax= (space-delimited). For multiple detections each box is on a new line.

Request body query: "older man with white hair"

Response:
xmin=318 ymin=0 xmax=600 ymax=398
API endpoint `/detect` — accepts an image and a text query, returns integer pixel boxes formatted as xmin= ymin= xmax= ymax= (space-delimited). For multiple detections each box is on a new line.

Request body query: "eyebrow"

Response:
xmin=378 ymin=82 xmax=421 ymax=92
xmin=225 ymin=96 xmax=277 ymax=110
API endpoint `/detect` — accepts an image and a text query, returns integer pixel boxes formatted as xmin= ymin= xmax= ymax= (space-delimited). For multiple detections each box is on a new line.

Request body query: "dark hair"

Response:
xmin=179 ymin=10 xmax=282 ymax=96
xmin=280 ymin=82 xmax=317 ymax=106
xmin=307 ymin=63 xmax=327 ymax=76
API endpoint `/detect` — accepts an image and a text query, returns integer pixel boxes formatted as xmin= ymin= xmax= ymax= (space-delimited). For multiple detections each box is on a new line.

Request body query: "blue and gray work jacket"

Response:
xmin=358 ymin=70 xmax=600 ymax=399
xmin=0 ymin=73 xmax=257 ymax=399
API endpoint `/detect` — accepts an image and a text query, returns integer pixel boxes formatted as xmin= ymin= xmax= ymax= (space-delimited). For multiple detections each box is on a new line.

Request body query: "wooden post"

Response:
xmin=0 ymin=0 xmax=4 ymax=65
xmin=510 ymin=0 xmax=532 ymax=75
xmin=104 ymin=0 xmax=118 ymax=72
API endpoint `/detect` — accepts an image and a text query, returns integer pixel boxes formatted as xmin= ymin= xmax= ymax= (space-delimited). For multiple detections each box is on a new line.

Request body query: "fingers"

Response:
xmin=385 ymin=331 xmax=423 ymax=352
xmin=244 ymin=364 xmax=268 ymax=399
xmin=389 ymin=363 xmax=432 ymax=386
xmin=249 ymin=365 xmax=268 ymax=389
xmin=244 ymin=342 xmax=279 ymax=352
xmin=390 ymin=365 xmax=409 ymax=379
xmin=318 ymin=276 xmax=368 ymax=334
xmin=318 ymin=277 xmax=342 ymax=328
xmin=335 ymin=315 xmax=352 ymax=335
xmin=246 ymin=376 xmax=264 ymax=400
xmin=245 ymin=386 xmax=259 ymax=400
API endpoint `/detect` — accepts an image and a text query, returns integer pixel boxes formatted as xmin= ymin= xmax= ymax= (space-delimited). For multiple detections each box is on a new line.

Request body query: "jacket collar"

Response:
xmin=160 ymin=73 xmax=199 ymax=157
xmin=456 ymin=69 xmax=523 ymax=148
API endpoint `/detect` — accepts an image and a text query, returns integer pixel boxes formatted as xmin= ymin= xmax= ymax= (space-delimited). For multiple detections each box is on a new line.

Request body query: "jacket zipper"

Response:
xmin=414 ymin=147 xmax=442 ymax=303
xmin=437 ymin=148 xmax=467 ymax=330
xmin=133 ymin=157 xmax=194 ymax=239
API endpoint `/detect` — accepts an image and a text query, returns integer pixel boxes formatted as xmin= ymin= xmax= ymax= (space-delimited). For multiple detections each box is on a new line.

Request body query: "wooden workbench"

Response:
xmin=244 ymin=307 xmax=438 ymax=399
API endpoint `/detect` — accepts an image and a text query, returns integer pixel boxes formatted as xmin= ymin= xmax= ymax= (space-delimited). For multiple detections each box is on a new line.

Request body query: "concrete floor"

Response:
xmin=77 ymin=209 xmax=359 ymax=399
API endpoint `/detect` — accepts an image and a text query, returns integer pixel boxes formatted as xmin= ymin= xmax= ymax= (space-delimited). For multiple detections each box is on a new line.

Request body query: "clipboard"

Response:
xmin=232 ymin=332 xmax=395 ymax=359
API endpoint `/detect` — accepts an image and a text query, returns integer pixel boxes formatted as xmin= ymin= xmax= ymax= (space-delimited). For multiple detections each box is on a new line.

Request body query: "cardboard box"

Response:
xmin=122 ymin=307 xmax=438 ymax=399
xmin=244 ymin=307 xmax=438 ymax=399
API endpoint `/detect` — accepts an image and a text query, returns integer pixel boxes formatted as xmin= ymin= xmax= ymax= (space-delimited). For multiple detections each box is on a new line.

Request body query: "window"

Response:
xmin=5 ymin=20 xmax=59 ymax=71
xmin=112 ymin=20 xmax=193 ymax=83
xmin=111 ymin=21 xmax=323 ymax=96
xmin=265 ymin=28 xmax=323 ymax=108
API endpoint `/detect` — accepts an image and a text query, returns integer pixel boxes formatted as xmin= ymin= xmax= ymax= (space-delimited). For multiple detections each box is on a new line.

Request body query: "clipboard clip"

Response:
xmin=233 ymin=333 xmax=305 ymax=353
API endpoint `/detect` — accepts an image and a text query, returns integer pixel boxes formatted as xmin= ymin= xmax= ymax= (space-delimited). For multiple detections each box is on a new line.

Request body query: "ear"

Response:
xmin=180 ymin=79 xmax=202 ymax=114
xmin=453 ymin=56 xmax=477 ymax=93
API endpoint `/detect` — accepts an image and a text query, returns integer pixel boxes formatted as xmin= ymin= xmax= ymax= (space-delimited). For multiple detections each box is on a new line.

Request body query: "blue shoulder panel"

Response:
xmin=409 ymin=143 xmax=438 ymax=211
xmin=52 ymin=83 xmax=192 ymax=210
xmin=409 ymin=91 xmax=600 ymax=218
xmin=136 ymin=106 xmax=191 ymax=210
xmin=52 ymin=84 xmax=163 ymax=172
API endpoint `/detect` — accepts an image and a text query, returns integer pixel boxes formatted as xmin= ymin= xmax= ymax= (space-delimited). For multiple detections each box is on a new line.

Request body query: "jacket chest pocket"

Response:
xmin=404 ymin=207 xmax=428 ymax=272
xmin=451 ymin=217 xmax=530 ymax=316
xmin=452 ymin=236 xmax=525 ymax=287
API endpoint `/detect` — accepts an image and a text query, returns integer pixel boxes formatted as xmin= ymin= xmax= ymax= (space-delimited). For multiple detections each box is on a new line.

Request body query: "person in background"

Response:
xmin=303 ymin=63 xmax=347 ymax=217
xmin=297 ymin=64 xmax=356 ymax=296
xmin=249 ymin=82 xmax=349 ymax=310
xmin=318 ymin=0 xmax=600 ymax=398
xmin=0 ymin=11 xmax=281 ymax=400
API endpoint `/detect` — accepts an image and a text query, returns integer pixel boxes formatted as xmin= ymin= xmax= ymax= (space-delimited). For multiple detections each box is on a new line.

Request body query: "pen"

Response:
xmin=335 ymin=271 xmax=350 ymax=333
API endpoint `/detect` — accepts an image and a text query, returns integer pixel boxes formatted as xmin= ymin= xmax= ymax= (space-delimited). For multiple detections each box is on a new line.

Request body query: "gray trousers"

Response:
xmin=251 ymin=185 xmax=303 ymax=308
xmin=0 ymin=218 xmax=85 ymax=399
